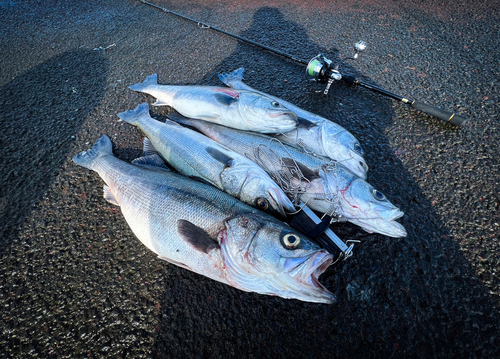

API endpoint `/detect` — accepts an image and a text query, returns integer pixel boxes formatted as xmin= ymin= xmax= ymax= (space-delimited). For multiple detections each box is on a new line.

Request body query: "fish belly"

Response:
xmin=94 ymin=156 xmax=241 ymax=285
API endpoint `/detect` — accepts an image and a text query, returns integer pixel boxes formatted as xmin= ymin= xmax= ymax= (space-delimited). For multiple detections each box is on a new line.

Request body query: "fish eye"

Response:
xmin=256 ymin=198 xmax=269 ymax=210
xmin=372 ymin=189 xmax=386 ymax=201
xmin=354 ymin=142 xmax=363 ymax=155
xmin=283 ymin=233 xmax=301 ymax=248
xmin=271 ymin=101 xmax=281 ymax=108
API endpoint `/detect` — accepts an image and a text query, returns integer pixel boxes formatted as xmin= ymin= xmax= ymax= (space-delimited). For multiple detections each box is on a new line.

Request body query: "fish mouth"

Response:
xmin=361 ymin=161 xmax=369 ymax=174
xmin=283 ymin=250 xmax=335 ymax=303
xmin=268 ymin=187 xmax=296 ymax=217
xmin=267 ymin=111 xmax=299 ymax=130
xmin=348 ymin=217 xmax=407 ymax=238
xmin=268 ymin=110 xmax=298 ymax=121
xmin=385 ymin=208 xmax=404 ymax=222
xmin=347 ymin=159 xmax=368 ymax=179
xmin=335 ymin=151 xmax=368 ymax=179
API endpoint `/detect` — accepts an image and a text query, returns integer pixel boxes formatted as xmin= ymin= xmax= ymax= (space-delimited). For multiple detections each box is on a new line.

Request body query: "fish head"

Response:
xmin=335 ymin=175 xmax=407 ymax=237
xmin=220 ymin=214 xmax=335 ymax=303
xmin=320 ymin=123 xmax=368 ymax=179
xmin=221 ymin=164 xmax=295 ymax=218
xmin=240 ymin=92 xmax=298 ymax=133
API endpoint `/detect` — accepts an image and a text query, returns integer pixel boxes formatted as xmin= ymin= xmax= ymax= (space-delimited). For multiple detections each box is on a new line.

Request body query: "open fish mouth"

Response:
xmin=283 ymin=250 xmax=335 ymax=301
xmin=268 ymin=187 xmax=296 ymax=216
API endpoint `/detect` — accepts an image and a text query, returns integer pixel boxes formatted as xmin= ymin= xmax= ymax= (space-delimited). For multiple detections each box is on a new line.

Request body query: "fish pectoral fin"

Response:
xmin=198 ymin=113 xmax=221 ymax=122
xmin=177 ymin=219 xmax=219 ymax=254
xmin=214 ymin=92 xmax=239 ymax=106
xmin=206 ymin=146 xmax=234 ymax=167
xmin=297 ymin=117 xmax=318 ymax=130
xmin=132 ymin=154 xmax=170 ymax=170
xmin=157 ymin=255 xmax=192 ymax=271
xmin=103 ymin=185 xmax=120 ymax=206
xmin=282 ymin=158 xmax=320 ymax=181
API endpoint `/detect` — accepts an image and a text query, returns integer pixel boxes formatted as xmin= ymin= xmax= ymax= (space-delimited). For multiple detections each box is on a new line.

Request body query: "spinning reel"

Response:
xmin=140 ymin=0 xmax=467 ymax=126
xmin=306 ymin=41 xmax=367 ymax=95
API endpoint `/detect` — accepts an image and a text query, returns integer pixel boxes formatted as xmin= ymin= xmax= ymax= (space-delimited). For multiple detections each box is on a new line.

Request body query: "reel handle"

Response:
xmin=410 ymin=101 xmax=467 ymax=127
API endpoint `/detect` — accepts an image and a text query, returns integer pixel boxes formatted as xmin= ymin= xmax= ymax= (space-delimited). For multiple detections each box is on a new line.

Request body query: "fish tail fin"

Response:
xmin=129 ymin=73 xmax=158 ymax=92
xmin=218 ymin=67 xmax=245 ymax=86
xmin=117 ymin=102 xmax=151 ymax=126
xmin=72 ymin=135 xmax=113 ymax=170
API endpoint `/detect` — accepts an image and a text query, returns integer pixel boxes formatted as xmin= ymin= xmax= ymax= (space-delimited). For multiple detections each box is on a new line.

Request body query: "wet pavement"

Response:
xmin=1 ymin=0 xmax=499 ymax=357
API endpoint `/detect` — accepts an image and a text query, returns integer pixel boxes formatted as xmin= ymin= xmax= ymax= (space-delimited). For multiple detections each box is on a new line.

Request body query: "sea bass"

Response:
xmin=219 ymin=68 xmax=368 ymax=179
xmin=73 ymin=135 xmax=335 ymax=303
xmin=117 ymin=103 xmax=294 ymax=217
xmin=129 ymin=74 xmax=298 ymax=133
xmin=169 ymin=114 xmax=406 ymax=238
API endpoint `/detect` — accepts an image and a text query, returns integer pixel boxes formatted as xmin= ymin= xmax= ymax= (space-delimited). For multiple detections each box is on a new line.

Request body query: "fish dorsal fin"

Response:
xmin=142 ymin=137 xmax=157 ymax=156
xmin=103 ymin=185 xmax=120 ymax=206
xmin=177 ymin=220 xmax=219 ymax=253
xmin=132 ymin=154 xmax=170 ymax=170
xmin=206 ymin=146 xmax=234 ymax=167
xmin=282 ymin=158 xmax=320 ymax=181
xmin=214 ymin=91 xmax=239 ymax=106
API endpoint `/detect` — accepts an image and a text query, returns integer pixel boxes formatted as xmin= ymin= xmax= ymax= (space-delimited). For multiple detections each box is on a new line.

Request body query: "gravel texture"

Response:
xmin=1 ymin=0 xmax=499 ymax=357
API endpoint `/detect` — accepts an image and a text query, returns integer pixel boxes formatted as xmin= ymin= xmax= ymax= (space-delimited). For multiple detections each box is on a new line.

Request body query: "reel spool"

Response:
xmin=305 ymin=41 xmax=367 ymax=87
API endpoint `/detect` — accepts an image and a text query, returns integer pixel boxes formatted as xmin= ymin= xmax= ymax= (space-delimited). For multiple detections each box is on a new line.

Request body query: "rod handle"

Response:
xmin=410 ymin=100 xmax=467 ymax=127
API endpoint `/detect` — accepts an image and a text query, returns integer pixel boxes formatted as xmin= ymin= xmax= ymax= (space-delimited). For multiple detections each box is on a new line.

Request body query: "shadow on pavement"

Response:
xmin=152 ymin=7 xmax=499 ymax=358
xmin=0 ymin=50 xmax=109 ymax=255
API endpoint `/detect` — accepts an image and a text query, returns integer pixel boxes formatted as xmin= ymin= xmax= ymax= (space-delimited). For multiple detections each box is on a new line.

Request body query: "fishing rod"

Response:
xmin=138 ymin=0 xmax=467 ymax=126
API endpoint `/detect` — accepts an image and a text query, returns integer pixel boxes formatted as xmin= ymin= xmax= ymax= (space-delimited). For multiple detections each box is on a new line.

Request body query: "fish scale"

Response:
xmin=72 ymin=135 xmax=336 ymax=303
xmin=118 ymin=103 xmax=296 ymax=217
xmin=90 ymin=151 xmax=245 ymax=284
xmin=128 ymin=73 xmax=299 ymax=133
xmin=167 ymin=115 xmax=407 ymax=238
xmin=218 ymin=68 xmax=369 ymax=179
xmin=138 ymin=118 xmax=227 ymax=189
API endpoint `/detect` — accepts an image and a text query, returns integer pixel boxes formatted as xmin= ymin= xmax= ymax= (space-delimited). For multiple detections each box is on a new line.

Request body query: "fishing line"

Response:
xmin=138 ymin=0 xmax=468 ymax=127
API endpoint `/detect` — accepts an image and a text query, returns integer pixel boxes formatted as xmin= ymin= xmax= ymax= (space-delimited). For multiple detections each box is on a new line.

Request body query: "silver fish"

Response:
xmin=168 ymin=115 xmax=406 ymax=238
xmin=73 ymin=135 xmax=335 ymax=303
xmin=129 ymin=74 xmax=298 ymax=134
xmin=117 ymin=103 xmax=295 ymax=218
xmin=218 ymin=68 xmax=368 ymax=179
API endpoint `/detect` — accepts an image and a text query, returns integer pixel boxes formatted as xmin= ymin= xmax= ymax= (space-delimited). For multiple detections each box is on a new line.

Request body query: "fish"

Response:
xmin=128 ymin=74 xmax=298 ymax=134
xmin=168 ymin=114 xmax=406 ymax=238
xmin=218 ymin=68 xmax=368 ymax=179
xmin=72 ymin=135 xmax=335 ymax=303
xmin=117 ymin=103 xmax=295 ymax=218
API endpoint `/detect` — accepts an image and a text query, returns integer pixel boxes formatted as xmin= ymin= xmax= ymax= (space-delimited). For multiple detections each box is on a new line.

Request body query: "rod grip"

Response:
xmin=411 ymin=100 xmax=467 ymax=127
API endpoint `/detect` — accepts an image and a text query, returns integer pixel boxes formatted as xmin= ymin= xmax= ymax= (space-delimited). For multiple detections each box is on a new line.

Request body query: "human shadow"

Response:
xmin=0 ymin=50 xmax=109 ymax=255
xmin=152 ymin=7 xmax=499 ymax=358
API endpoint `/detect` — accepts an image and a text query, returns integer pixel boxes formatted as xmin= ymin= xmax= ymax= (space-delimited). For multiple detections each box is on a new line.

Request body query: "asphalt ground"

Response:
xmin=1 ymin=0 xmax=499 ymax=357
